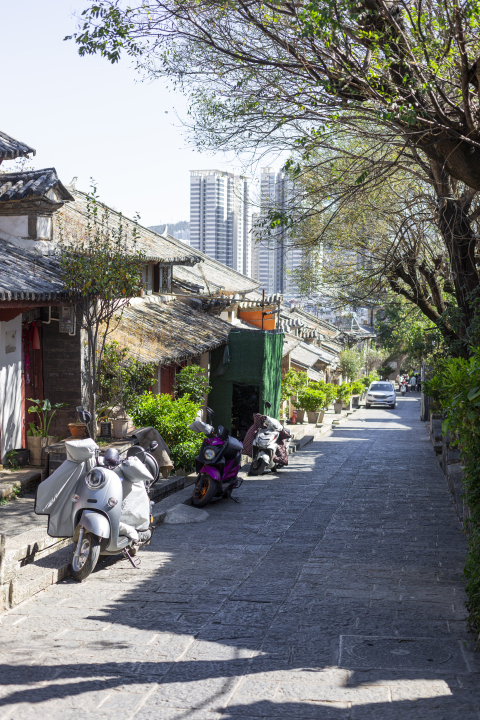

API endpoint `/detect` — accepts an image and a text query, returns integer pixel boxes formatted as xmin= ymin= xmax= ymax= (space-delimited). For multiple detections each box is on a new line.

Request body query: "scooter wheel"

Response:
xmin=70 ymin=532 xmax=101 ymax=582
xmin=192 ymin=473 xmax=217 ymax=508
xmin=249 ymin=457 xmax=267 ymax=476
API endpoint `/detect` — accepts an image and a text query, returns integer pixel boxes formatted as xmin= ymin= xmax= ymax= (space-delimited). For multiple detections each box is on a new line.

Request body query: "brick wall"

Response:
xmin=42 ymin=317 xmax=85 ymax=440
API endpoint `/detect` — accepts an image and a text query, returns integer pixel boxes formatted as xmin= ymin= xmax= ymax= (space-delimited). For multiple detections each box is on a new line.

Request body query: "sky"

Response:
xmin=1 ymin=1 xmax=281 ymax=227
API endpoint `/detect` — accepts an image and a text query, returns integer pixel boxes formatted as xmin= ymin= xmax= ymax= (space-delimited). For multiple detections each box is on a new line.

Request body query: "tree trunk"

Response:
xmin=437 ymin=198 xmax=479 ymax=336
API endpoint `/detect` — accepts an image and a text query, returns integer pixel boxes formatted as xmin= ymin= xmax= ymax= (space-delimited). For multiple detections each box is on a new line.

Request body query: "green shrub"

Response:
xmin=281 ymin=369 xmax=308 ymax=402
xmin=336 ymin=383 xmax=352 ymax=403
xmin=361 ymin=373 xmax=379 ymax=388
xmin=295 ymin=388 xmax=327 ymax=412
xmin=309 ymin=381 xmax=337 ymax=406
xmin=350 ymin=380 xmax=364 ymax=396
xmin=339 ymin=348 xmax=362 ymax=381
xmin=424 ymin=349 xmax=480 ymax=640
xmin=129 ymin=392 xmax=203 ymax=472
xmin=175 ymin=364 xmax=211 ymax=405
xmin=99 ymin=341 xmax=156 ymax=415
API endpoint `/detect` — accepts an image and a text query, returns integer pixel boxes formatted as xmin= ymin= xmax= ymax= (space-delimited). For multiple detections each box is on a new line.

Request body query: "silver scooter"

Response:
xmin=69 ymin=408 xmax=160 ymax=581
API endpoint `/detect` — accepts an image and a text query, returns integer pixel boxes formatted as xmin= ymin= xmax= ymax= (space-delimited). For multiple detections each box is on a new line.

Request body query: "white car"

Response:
xmin=365 ymin=381 xmax=396 ymax=409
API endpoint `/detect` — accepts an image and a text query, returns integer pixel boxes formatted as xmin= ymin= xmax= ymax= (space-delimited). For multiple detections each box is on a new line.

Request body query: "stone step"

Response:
xmin=0 ymin=467 xmax=43 ymax=500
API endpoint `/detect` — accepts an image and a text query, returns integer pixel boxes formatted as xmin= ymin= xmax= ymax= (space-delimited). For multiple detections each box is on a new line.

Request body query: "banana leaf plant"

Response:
xmin=27 ymin=399 xmax=67 ymax=438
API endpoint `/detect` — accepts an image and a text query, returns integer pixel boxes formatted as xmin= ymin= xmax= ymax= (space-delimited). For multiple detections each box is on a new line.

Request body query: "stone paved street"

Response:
xmin=1 ymin=395 xmax=479 ymax=719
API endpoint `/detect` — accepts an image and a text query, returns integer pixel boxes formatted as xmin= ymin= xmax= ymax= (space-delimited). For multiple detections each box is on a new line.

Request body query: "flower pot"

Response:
xmin=307 ymin=411 xmax=321 ymax=424
xmin=27 ymin=436 xmax=57 ymax=465
xmin=334 ymin=402 xmax=343 ymax=415
xmin=68 ymin=423 xmax=87 ymax=439
xmin=342 ymin=399 xmax=352 ymax=411
xmin=8 ymin=448 xmax=30 ymax=467
xmin=112 ymin=419 xmax=129 ymax=439
xmin=352 ymin=395 xmax=360 ymax=408
xmin=296 ymin=409 xmax=305 ymax=424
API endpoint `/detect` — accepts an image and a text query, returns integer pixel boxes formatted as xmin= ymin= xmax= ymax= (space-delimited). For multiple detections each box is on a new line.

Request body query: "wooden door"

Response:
xmin=22 ymin=322 xmax=43 ymax=446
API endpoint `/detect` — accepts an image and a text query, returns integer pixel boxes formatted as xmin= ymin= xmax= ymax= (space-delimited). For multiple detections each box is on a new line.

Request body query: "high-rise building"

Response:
xmin=252 ymin=167 xmax=299 ymax=296
xmin=189 ymin=170 xmax=252 ymax=276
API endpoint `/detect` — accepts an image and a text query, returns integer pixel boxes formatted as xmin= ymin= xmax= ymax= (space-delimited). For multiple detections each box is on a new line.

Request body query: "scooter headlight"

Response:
xmin=85 ymin=468 xmax=106 ymax=490
xmin=204 ymin=448 xmax=216 ymax=460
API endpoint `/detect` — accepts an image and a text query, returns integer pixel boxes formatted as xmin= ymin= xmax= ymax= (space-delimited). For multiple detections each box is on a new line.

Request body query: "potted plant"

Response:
xmin=68 ymin=421 xmax=88 ymax=439
xmin=297 ymin=388 xmax=327 ymax=424
xmin=334 ymin=384 xmax=350 ymax=414
xmin=293 ymin=397 xmax=306 ymax=424
xmin=96 ymin=404 xmax=115 ymax=437
xmin=350 ymin=380 xmax=364 ymax=408
xmin=27 ymin=398 xmax=66 ymax=465
xmin=5 ymin=448 xmax=29 ymax=469
xmin=338 ymin=383 xmax=353 ymax=411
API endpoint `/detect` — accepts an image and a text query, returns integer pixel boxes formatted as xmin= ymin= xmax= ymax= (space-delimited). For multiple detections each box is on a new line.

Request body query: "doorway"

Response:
xmin=231 ymin=384 xmax=259 ymax=440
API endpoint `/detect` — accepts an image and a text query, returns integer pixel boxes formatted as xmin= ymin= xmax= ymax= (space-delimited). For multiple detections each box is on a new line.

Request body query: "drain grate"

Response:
xmin=339 ymin=635 xmax=468 ymax=672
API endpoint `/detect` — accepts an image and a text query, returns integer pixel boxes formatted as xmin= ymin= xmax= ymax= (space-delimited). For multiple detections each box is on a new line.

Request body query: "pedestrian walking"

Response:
xmin=410 ymin=375 xmax=417 ymax=392
xmin=417 ymin=378 xmax=422 ymax=393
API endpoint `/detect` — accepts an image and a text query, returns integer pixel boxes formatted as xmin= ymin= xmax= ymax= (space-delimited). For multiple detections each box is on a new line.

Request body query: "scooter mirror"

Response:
xmin=149 ymin=441 xmax=159 ymax=452
xmin=76 ymin=406 xmax=92 ymax=425
xmin=265 ymin=401 xmax=272 ymax=409
xmin=206 ymin=406 xmax=215 ymax=419
xmin=218 ymin=425 xmax=229 ymax=440
xmin=126 ymin=445 xmax=146 ymax=463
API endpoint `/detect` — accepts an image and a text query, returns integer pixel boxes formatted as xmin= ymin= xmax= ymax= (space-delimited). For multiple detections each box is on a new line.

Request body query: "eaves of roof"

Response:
xmin=0 ymin=238 xmax=66 ymax=302
xmin=0 ymin=131 xmax=36 ymax=160
xmin=107 ymin=296 xmax=231 ymax=365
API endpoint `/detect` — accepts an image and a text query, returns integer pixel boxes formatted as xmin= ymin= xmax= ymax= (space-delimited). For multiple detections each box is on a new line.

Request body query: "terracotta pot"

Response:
xmin=296 ymin=409 xmax=305 ymax=424
xmin=27 ymin=435 xmax=57 ymax=465
xmin=68 ymin=423 xmax=87 ymax=439
xmin=112 ymin=419 xmax=129 ymax=439
xmin=334 ymin=402 xmax=343 ymax=415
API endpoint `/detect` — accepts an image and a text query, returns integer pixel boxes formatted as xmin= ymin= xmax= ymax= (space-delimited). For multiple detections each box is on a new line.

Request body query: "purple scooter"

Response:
xmin=189 ymin=408 xmax=243 ymax=508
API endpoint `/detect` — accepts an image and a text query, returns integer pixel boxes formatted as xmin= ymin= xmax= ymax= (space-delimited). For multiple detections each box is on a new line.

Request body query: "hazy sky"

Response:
xmin=1 ymin=1 xmax=280 ymax=227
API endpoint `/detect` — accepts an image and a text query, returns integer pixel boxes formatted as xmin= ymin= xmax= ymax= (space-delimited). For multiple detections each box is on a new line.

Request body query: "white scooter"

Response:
xmin=35 ymin=408 xmax=160 ymax=582
xmin=249 ymin=401 xmax=291 ymax=476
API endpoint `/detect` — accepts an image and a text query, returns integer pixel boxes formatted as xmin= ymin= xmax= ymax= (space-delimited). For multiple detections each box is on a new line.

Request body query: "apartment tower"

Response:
xmin=190 ymin=170 xmax=252 ymax=276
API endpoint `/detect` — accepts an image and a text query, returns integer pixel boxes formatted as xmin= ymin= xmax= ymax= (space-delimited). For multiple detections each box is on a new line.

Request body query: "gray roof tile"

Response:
xmin=0 ymin=131 xmax=35 ymax=161
xmin=0 ymin=238 xmax=65 ymax=301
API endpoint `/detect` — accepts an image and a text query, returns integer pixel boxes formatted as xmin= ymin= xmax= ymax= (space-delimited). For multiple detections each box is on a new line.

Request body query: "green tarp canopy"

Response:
xmin=208 ymin=329 xmax=284 ymax=433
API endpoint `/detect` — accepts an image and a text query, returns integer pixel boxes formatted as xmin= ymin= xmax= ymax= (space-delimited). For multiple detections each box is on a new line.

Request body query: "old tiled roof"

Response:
xmin=0 ymin=168 xmax=73 ymax=203
xmin=282 ymin=333 xmax=302 ymax=358
xmin=168 ymin=235 xmax=260 ymax=296
xmin=280 ymin=304 xmax=341 ymax=339
xmin=291 ymin=341 xmax=338 ymax=370
xmin=0 ymin=131 xmax=35 ymax=160
xmin=57 ymin=191 xmax=201 ymax=265
xmin=0 ymin=238 xmax=65 ymax=301
xmin=108 ymin=296 xmax=231 ymax=365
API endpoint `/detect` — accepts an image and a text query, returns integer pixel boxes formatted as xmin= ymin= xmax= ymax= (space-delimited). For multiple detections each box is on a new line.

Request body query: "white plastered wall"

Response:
xmin=0 ymin=316 xmax=23 ymax=462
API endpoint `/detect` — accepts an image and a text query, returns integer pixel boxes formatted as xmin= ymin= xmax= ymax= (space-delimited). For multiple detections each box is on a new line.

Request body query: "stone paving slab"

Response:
xmin=0 ymin=395 xmax=479 ymax=719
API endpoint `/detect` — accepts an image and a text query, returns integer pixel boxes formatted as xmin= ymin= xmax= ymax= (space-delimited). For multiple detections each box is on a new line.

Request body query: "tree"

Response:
xmin=58 ymin=185 xmax=145 ymax=437
xmin=375 ymin=297 xmax=445 ymax=368
xmin=69 ymin=0 xmax=480 ymax=351
xmin=98 ymin=341 xmax=156 ymax=414
xmin=268 ymin=136 xmax=466 ymax=349
xmin=339 ymin=348 xmax=362 ymax=382
xmin=175 ymin=364 xmax=211 ymax=405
